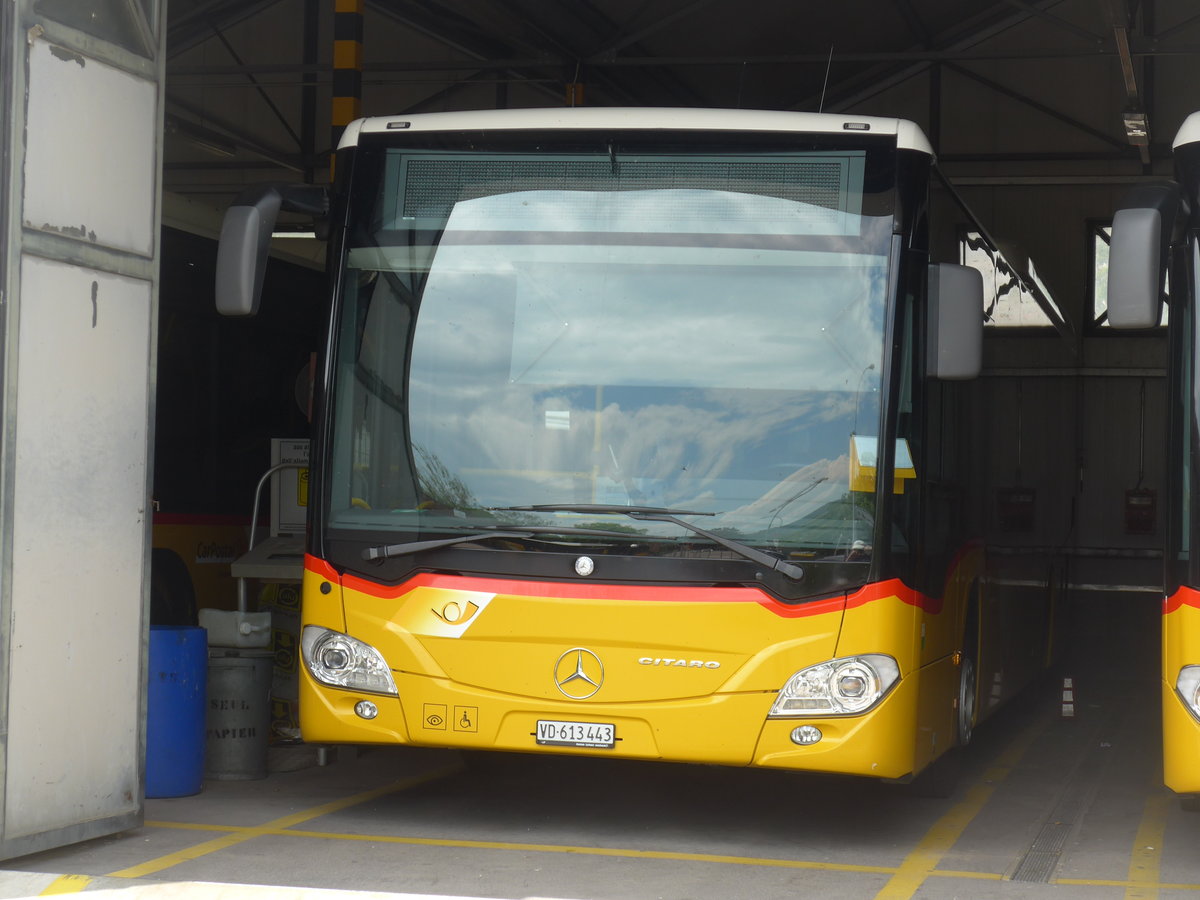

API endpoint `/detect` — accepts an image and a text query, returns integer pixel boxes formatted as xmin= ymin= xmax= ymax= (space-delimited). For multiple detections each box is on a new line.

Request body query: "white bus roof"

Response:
xmin=341 ymin=107 xmax=934 ymax=157
xmin=1173 ymin=110 xmax=1200 ymax=150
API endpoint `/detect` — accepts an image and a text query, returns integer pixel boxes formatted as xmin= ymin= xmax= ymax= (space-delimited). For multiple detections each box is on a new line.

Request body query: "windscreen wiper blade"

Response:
xmin=625 ymin=510 xmax=805 ymax=582
xmin=495 ymin=504 xmax=804 ymax=582
xmin=362 ymin=525 xmax=643 ymax=561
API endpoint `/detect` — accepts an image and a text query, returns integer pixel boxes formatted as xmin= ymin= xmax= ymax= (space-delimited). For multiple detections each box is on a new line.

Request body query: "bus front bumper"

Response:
xmin=299 ymin=667 xmax=923 ymax=780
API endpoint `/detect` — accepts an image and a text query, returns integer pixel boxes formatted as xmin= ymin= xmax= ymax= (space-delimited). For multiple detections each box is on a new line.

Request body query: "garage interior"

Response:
xmin=2 ymin=0 xmax=1199 ymax=897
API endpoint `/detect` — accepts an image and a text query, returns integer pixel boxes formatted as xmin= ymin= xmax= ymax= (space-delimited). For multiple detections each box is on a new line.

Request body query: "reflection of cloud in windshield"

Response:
xmin=408 ymin=187 xmax=889 ymax=394
xmin=446 ymin=188 xmax=863 ymax=237
xmin=415 ymin=261 xmax=885 ymax=394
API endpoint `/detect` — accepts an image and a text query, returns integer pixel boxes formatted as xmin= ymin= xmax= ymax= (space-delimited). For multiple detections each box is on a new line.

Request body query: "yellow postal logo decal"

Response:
xmin=432 ymin=600 xmax=480 ymax=625
xmin=421 ymin=593 xmax=493 ymax=637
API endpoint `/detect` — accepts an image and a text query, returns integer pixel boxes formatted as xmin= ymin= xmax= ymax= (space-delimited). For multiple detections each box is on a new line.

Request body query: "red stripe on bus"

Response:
xmin=306 ymin=554 xmax=340 ymax=582
xmin=1164 ymin=586 xmax=1200 ymax=614
xmin=303 ymin=557 xmax=941 ymax=619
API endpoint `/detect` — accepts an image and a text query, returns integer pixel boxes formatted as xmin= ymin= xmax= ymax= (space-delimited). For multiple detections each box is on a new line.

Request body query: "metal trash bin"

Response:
xmin=146 ymin=625 xmax=207 ymax=798
xmin=205 ymin=648 xmax=273 ymax=780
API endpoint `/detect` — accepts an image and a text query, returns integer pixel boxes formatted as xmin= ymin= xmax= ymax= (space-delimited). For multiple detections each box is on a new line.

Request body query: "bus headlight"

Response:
xmin=769 ymin=655 xmax=900 ymax=717
xmin=301 ymin=625 xmax=398 ymax=696
xmin=1176 ymin=665 xmax=1200 ymax=718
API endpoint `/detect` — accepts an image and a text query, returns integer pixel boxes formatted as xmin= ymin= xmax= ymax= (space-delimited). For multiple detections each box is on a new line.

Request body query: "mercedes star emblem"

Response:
xmin=553 ymin=648 xmax=604 ymax=699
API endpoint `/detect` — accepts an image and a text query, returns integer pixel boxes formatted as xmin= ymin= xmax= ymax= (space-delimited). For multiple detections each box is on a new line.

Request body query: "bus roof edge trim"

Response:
xmin=341 ymin=108 xmax=934 ymax=157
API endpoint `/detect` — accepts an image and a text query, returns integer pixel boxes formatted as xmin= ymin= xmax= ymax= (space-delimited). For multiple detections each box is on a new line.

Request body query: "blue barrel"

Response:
xmin=146 ymin=625 xmax=208 ymax=798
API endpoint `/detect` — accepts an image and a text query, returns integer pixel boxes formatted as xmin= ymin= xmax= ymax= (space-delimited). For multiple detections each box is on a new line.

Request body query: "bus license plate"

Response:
xmin=536 ymin=719 xmax=615 ymax=749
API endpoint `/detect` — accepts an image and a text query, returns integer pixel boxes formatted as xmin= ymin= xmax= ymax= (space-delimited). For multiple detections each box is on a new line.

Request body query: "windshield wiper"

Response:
xmin=363 ymin=525 xmax=643 ymax=561
xmin=625 ymin=510 xmax=805 ymax=582
xmin=494 ymin=504 xmax=804 ymax=582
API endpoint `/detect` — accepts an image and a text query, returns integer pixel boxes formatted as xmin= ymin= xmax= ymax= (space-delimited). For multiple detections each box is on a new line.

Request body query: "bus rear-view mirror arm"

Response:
xmin=1107 ymin=182 xmax=1182 ymax=329
xmin=215 ymin=184 xmax=329 ymax=317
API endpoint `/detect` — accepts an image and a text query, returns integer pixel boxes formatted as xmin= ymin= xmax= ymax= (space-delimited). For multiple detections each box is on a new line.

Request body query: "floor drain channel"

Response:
xmin=1008 ymin=712 xmax=1114 ymax=884
xmin=1011 ymin=822 xmax=1073 ymax=882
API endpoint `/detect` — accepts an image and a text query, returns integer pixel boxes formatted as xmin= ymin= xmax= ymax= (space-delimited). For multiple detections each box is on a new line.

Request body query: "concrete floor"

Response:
xmin=1 ymin=592 xmax=1197 ymax=900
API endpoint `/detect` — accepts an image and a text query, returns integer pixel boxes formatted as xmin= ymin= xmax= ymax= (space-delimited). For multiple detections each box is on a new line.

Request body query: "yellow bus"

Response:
xmin=1108 ymin=110 xmax=1200 ymax=810
xmin=216 ymin=108 xmax=1054 ymax=787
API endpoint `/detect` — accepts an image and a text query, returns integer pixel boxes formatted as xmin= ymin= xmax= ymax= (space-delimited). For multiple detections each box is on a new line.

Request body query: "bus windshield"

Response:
xmin=326 ymin=137 xmax=897 ymax=576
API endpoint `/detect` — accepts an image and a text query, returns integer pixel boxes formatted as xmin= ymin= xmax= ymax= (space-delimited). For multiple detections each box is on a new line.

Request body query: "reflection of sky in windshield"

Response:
xmin=414 ymin=254 xmax=886 ymax=391
xmin=399 ymin=189 xmax=886 ymax=534
xmin=440 ymin=187 xmax=865 ymax=236
xmin=335 ymin=180 xmax=892 ymax=547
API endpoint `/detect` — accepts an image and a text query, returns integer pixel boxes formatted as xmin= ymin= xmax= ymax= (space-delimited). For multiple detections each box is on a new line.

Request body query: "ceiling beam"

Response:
xmin=399 ymin=70 xmax=494 ymax=114
xmin=590 ymin=0 xmax=723 ymax=58
xmin=815 ymin=0 xmax=1112 ymax=113
xmin=999 ymin=0 xmax=1106 ymax=44
xmin=208 ymin=24 xmax=302 ymax=149
xmin=944 ymin=62 xmax=1130 ymax=151
xmin=166 ymin=96 xmax=305 ymax=172
xmin=1155 ymin=9 xmax=1200 ymax=41
xmin=566 ymin=0 xmax=708 ymax=105
xmin=585 ymin=44 xmax=1200 ymax=65
xmin=892 ymin=0 xmax=932 ymax=46
xmin=369 ymin=0 xmax=516 ymax=62
xmin=167 ymin=38 xmax=1200 ymax=81
xmin=1101 ymin=0 xmax=1151 ymax=163
xmin=168 ymin=0 xmax=286 ymax=57
xmin=470 ymin=0 xmax=646 ymax=105
xmin=367 ymin=0 xmax=566 ymax=106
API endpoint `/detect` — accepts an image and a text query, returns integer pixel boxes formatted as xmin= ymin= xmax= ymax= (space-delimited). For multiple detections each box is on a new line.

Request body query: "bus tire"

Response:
xmin=957 ymin=584 xmax=981 ymax=748
xmin=956 ymin=653 xmax=977 ymax=748
xmin=150 ymin=548 xmax=199 ymax=627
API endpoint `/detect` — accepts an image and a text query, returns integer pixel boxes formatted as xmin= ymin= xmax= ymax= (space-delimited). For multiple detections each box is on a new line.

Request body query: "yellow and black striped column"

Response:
xmin=331 ymin=0 xmax=363 ymax=179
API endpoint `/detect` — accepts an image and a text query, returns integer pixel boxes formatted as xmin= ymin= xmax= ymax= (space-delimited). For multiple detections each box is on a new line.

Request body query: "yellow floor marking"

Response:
xmin=1058 ymin=878 xmax=1200 ymax=890
xmin=1124 ymin=790 xmax=1172 ymax=900
xmin=107 ymin=764 xmax=460 ymax=879
xmin=38 ymin=874 xmax=92 ymax=894
xmin=119 ymin=742 xmax=1196 ymax=894
xmin=872 ymin=715 xmax=1045 ymax=900
xmin=141 ymin=809 xmax=1199 ymax=890
xmin=239 ymin=826 xmax=900 ymax=874
xmin=145 ymin=818 xmax=1004 ymax=880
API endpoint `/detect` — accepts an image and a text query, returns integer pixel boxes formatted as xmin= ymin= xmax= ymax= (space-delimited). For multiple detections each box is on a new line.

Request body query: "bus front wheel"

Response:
xmin=956 ymin=654 xmax=977 ymax=748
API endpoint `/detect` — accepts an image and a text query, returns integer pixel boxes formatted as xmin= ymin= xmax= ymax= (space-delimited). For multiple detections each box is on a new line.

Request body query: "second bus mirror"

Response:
xmin=1107 ymin=183 xmax=1180 ymax=329
xmin=215 ymin=184 xmax=329 ymax=317
xmin=927 ymin=263 xmax=983 ymax=380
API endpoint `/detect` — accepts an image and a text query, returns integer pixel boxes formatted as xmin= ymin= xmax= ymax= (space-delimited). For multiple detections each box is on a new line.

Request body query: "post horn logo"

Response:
xmin=553 ymin=648 xmax=604 ymax=699
xmin=432 ymin=599 xmax=480 ymax=625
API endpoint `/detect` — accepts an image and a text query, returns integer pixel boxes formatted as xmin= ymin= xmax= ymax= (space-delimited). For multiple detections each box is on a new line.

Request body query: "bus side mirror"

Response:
xmin=928 ymin=263 xmax=983 ymax=380
xmin=215 ymin=184 xmax=329 ymax=317
xmin=1107 ymin=183 xmax=1180 ymax=329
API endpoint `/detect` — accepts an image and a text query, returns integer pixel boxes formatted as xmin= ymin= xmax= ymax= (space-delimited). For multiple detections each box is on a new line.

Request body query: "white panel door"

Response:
xmin=0 ymin=0 xmax=164 ymax=859
xmin=6 ymin=257 xmax=152 ymax=839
